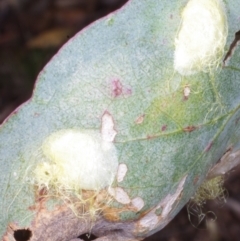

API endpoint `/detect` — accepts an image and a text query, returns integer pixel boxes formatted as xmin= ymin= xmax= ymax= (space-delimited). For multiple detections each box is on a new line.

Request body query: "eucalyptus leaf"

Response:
xmin=1 ymin=0 xmax=240 ymax=240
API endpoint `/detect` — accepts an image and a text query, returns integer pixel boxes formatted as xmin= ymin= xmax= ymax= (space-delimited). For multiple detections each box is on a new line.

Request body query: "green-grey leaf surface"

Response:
xmin=0 ymin=0 xmax=240 ymax=239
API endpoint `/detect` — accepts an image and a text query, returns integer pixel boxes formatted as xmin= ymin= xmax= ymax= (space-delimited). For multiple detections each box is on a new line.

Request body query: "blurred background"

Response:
xmin=0 ymin=0 xmax=240 ymax=240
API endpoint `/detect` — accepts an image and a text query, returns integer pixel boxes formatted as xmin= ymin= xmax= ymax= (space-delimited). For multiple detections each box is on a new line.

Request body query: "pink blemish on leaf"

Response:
xmin=125 ymin=88 xmax=132 ymax=95
xmin=205 ymin=142 xmax=213 ymax=152
xmin=111 ymin=79 xmax=132 ymax=98
xmin=161 ymin=125 xmax=167 ymax=132
xmin=112 ymin=79 xmax=123 ymax=97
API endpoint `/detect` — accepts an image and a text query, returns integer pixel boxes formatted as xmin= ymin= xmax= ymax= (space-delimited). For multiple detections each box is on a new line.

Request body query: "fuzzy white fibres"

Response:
xmin=174 ymin=0 xmax=228 ymax=76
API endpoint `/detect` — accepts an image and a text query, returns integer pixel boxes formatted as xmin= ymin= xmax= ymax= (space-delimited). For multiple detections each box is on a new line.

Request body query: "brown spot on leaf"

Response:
xmin=235 ymin=117 xmax=240 ymax=125
xmin=102 ymin=207 xmax=127 ymax=222
xmin=135 ymin=114 xmax=145 ymax=124
xmin=29 ymin=187 xmax=48 ymax=211
xmin=183 ymin=125 xmax=197 ymax=132
xmin=102 ymin=201 xmax=143 ymax=222
xmin=205 ymin=142 xmax=213 ymax=152
xmin=161 ymin=125 xmax=167 ymax=132
xmin=37 ymin=187 xmax=48 ymax=201
xmin=193 ymin=176 xmax=199 ymax=185
xmin=147 ymin=135 xmax=154 ymax=140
